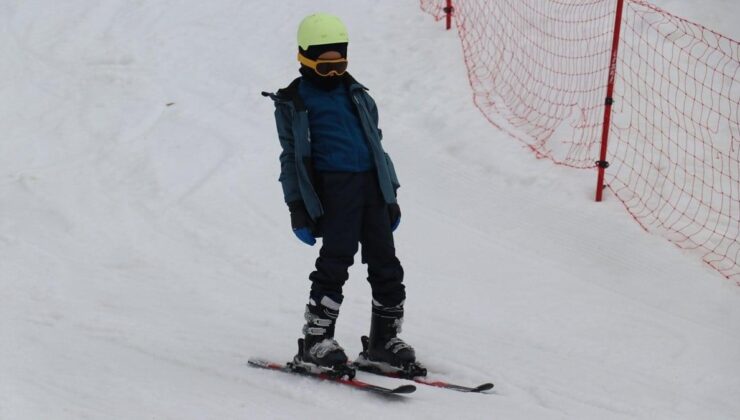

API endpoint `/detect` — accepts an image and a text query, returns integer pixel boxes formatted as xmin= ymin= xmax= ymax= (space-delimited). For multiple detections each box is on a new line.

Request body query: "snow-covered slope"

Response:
xmin=2 ymin=1 xmax=739 ymax=419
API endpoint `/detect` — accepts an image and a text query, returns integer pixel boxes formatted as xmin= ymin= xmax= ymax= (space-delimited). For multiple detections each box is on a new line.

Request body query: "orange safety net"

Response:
xmin=421 ymin=0 xmax=740 ymax=282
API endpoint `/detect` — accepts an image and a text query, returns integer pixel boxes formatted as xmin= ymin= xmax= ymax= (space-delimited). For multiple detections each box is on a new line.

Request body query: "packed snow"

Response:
xmin=2 ymin=1 xmax=739 ymax=419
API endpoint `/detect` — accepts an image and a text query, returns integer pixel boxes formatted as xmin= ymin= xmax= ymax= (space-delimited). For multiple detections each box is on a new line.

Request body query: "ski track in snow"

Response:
xmin=2 ymin=1 xmax=740 ymax=419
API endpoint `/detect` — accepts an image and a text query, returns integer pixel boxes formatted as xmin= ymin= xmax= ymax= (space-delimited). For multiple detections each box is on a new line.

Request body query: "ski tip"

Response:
xmin=247 ymin=358 xmax=274 ymax=369
xmin=392 ymin=384 xmax=417 ymax=394
xmin=473 ymin=383 xmax=494 ymax=393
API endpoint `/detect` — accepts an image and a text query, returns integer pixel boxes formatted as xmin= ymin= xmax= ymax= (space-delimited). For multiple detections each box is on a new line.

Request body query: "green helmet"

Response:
xmin=297 ymin=13 xmax=349 ymax=50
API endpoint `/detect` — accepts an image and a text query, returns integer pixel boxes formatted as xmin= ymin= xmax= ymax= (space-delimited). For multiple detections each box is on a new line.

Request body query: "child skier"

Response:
xmin=264 ymin=13 xmax=419 ymax=376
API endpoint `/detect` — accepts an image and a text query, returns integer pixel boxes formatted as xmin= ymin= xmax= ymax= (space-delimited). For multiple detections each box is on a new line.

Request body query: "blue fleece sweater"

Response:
xmin=298 ymin=78 xmax=374 ymax=172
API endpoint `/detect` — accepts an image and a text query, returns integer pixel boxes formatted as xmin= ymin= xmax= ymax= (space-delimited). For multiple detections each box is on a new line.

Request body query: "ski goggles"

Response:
xmin=297 ymin=53 xmax=348 ymax=76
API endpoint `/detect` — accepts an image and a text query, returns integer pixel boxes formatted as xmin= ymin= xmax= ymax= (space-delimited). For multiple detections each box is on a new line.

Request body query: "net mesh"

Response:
xmin=420 ymin=0 xmax=740 ymax=282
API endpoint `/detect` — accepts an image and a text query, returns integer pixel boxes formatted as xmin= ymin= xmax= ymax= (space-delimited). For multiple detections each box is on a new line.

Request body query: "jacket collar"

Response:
xmin=343 ymin=73 xmax=368 ymax=91
xmin=266 ymin=72 xmax=368 ymax=111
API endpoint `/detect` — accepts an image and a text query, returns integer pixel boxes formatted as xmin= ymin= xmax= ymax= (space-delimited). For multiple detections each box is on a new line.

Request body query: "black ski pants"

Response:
xmin=309 ymin=171 xmax=405 ymax=307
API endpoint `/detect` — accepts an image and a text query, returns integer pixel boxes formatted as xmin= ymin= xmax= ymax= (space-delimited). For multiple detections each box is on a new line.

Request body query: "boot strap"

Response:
xmin=305 ymin=309 xmax=334 ymax=327
xmin=310 ymin=338 xmax=345 ymax=359
xmin=385 ymin=337 xmax=413 ymax=354
xmin=303 ymin=326 xmax=327 ymax=336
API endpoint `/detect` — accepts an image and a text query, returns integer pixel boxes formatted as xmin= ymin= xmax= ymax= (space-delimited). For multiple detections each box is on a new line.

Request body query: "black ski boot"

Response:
xmin=354 ymin=301 xmax=426 ymax=378
xmin=292 ymin=295 xmax=354 ymax=378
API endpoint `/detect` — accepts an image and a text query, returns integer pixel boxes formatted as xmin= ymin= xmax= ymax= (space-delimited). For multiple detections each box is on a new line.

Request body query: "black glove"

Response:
xmin=288 ymin=201 xmax=314 ymax=229
xmin=288 ymin=201 xmax=316 ymax=246
xmin=388 ymin=203 xmax=401 ymax=232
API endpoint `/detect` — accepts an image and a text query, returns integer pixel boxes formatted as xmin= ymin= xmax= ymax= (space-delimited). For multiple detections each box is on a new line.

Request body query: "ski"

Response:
xmin=247 ymin=358 xmax=416 ymax=396
xmin=353 ymin=336 xmax=494 ymax=393
xmin=353 ymin=362 xmax=493 ymax=393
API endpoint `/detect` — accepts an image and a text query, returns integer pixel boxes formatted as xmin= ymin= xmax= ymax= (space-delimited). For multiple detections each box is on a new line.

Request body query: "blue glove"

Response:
xmin=293 ymin=227 xmax=316 ymax=246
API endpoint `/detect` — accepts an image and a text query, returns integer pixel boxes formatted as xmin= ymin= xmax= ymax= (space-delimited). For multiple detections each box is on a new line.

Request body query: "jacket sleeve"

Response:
xmin=274 ymin=104 xmax=302 ymax=205
xmin=366 ymin=94 xmax=383 ymax=142
xmin=365 ymin=93 xmax=400 ymax=192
